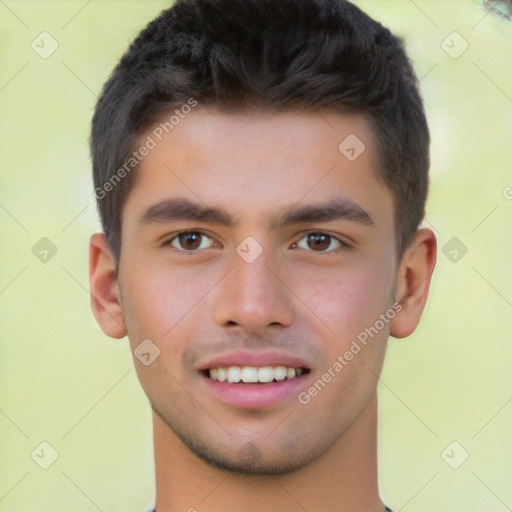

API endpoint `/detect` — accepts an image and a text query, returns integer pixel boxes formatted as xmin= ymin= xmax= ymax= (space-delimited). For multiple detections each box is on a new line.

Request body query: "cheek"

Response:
xmin=292 ymin=261 xmax=393 ymax=415
xmin=295 ymin=258 xmax=394 ymax=343
xmin=120 ymin=265 xmax=219 ymax=394
xmin=120 ymin=264 xmax=217 ymax=345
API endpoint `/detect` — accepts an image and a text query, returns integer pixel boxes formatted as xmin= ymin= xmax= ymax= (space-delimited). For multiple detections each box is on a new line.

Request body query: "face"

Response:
xmin=117 ymin=108 xmax=399 ymax=474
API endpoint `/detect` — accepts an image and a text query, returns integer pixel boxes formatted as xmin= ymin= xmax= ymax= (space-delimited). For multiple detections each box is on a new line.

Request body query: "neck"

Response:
xmin=153 ymin=393 xmax=384 ymax=512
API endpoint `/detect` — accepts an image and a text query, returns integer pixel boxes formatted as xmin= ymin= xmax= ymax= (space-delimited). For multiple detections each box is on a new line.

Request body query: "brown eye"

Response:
xmin=166 ymin=231 xmax=215 ymax=251
xmin=295 ymin=232 xmax=343 ymax=253
xmin=178 ymin=232 xmax=202 ymax=250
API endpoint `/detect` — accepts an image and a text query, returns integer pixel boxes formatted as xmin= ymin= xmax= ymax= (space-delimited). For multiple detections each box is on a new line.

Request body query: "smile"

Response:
xmin=203 ymin=365 xmax=309 ymax=384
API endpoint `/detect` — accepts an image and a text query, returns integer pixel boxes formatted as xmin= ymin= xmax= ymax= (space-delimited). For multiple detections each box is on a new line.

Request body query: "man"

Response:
xmin=89 ymin=0 xmax=436 ymax=510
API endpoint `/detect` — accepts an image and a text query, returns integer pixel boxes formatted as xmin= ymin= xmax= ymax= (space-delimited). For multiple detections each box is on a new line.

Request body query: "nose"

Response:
xmin=211 ymin=246 xmax=295 ymax=334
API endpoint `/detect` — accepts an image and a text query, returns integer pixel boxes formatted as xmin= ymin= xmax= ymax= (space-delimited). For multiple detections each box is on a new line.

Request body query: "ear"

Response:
xmin=390 ymin=228 xmax=437 ymax=338
xmin=89 ymin=233 xmax=127 ymax=339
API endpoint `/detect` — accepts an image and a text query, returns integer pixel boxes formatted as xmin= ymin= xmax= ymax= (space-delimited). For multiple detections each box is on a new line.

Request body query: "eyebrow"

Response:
xmin=139 ymin=197 xmax=374 ymax=229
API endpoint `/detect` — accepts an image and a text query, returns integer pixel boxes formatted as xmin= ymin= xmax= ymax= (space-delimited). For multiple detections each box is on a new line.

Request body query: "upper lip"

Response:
xmin=197 ymin=350 xmax=311 ymax=371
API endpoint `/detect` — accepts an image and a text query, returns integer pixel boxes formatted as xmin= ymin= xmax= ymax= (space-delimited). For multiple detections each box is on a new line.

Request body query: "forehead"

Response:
xmin=122 ymin=107 xmax=394 ymax=233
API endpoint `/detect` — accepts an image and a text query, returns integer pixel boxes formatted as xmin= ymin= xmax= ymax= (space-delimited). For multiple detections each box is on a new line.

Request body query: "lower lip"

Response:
xmin=200 ymin=372 xmax=310 ymax=409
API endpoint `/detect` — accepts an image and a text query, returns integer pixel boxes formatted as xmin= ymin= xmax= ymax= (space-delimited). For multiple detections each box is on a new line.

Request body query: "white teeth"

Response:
xmin=273 ymin=366 xmax=287 ymax=381
xmin=227 ymin=366 xmax=241 ymax=383
xmin=286 ymin=367 xmax=296 ymax=379
xmin=241 ymin=367 xmax=258 ymax=383
xmin=257 ymin=366 xmax=274 ymax=383
xmin=206 ymin=365 xmax=307 ymax=383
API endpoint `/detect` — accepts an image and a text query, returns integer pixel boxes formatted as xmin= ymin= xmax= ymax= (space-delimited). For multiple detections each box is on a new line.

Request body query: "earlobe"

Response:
xmin=89 ymin=233 xmax=127 ymax=339
xmin=390 ymin=228 xmax=437 ymax=339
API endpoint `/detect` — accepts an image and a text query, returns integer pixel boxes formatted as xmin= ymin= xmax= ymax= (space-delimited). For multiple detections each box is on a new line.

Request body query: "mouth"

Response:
xmin=201 ymin=365 xmax=311 ymax=384
xmin=198 ymin=364 xmax=311 ymax=409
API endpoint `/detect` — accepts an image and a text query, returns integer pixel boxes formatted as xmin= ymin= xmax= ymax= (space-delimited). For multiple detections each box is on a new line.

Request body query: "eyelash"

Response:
xmin=160 ymin=230 xmax=350 ymax=255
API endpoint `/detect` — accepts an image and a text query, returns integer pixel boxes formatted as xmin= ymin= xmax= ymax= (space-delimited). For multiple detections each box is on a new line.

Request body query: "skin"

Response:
xmin=89 ymin=108 xmax=436 ymax=512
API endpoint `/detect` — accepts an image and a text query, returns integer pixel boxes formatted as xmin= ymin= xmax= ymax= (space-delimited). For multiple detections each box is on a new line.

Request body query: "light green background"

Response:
xmin=1 ymin=1 xmax=511 ymax=511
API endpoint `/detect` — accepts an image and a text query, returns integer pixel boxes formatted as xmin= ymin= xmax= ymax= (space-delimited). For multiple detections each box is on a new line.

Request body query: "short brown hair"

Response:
xmin=91 ymin=0 xmax=430 ymax=264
